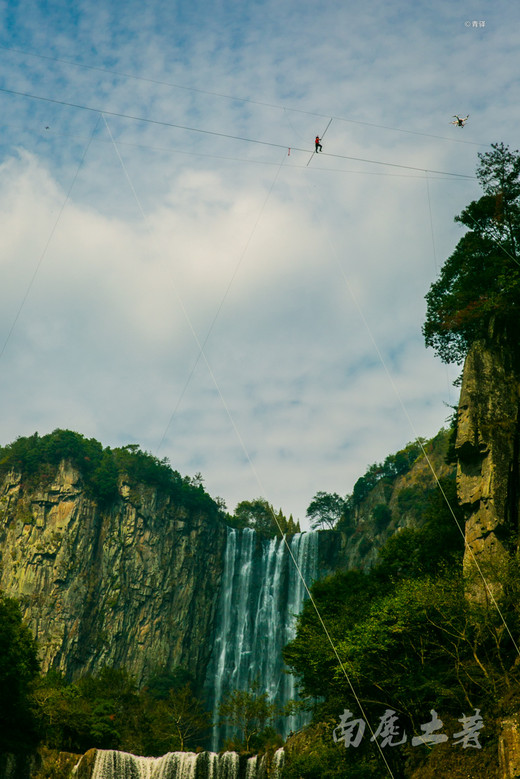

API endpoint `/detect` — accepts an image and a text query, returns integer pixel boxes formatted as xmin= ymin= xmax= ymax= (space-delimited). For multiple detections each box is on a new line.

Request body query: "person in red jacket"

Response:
xmin=315 ymin=136 xmax=323 ymax=152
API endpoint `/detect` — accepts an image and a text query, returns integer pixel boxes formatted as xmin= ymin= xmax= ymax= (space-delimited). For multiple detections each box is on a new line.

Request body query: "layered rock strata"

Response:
xmin=455 ymin=330 xmax=520 ymax=601
xmin=0 ymin=462 xmax=227 ymax=684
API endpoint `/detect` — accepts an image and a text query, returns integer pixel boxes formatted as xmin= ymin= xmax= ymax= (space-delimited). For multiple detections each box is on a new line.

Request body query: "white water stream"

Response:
xmin=205 ymin=530 xmax=318 ymax=749
xmin=90 ymin=747 xmax=285 ymax=779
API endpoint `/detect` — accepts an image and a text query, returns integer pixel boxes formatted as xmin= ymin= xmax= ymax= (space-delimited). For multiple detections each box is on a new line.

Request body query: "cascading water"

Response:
xmin=81 ymin=532 xmax=308 ymax=778
xmin=89 ymin=748 xmax=284 ymax=779
xmin=205 ymin=529 xmax=318 ymax=750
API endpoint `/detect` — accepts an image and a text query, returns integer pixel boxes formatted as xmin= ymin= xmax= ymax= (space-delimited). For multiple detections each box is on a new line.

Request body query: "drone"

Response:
xmin=451 ymin=115 xmax=469 ymax=127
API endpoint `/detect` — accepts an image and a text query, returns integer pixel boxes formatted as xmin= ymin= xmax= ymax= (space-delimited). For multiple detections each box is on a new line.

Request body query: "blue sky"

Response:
xmin=0 ymin=0 xmax=517 ymax=525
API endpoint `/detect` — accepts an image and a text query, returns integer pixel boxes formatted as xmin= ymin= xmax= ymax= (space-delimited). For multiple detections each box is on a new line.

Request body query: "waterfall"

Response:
xmin=272 ymin=748 xmax=285 ymax=778
xmin=89 ymin=749 xmax=282 ymax=779
xmin=205 ymin=529 xmax=318 ymax=749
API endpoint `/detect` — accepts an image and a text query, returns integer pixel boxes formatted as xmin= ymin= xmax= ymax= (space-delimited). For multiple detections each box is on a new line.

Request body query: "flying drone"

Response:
xmin=451 ymin=115 xmax=469 ymax=127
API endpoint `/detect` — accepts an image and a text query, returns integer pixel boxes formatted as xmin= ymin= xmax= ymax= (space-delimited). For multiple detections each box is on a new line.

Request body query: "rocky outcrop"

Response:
xmin=0 ymin=462 xmax=227 ymax=684
xmin=499 ymin=716 xmax=520 ymax=779
xmin=322 ymin=430 xmax=455 ymax=572
xmin=455 ymin=329 xmax=520 ymax=601
xmin=73 ymin=749 xmax=97 ymax=779
xmin=454 ymin=330 xmax=520 ymax=779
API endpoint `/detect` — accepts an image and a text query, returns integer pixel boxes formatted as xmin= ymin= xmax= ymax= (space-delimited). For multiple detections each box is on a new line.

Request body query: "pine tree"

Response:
xmin=423 ymin=143 xmax=520 ymax=364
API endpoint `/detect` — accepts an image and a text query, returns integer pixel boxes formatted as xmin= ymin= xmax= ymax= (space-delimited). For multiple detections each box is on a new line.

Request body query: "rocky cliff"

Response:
xmin=320 ymin=428 xmax=456 ymax=573
xmin=455 ymin=325 xmax=520 ymax=601
xmin=0 ymin=460 xmax=227 ymax=685
xmin=453 ymin=326 xmax=520 ymax=778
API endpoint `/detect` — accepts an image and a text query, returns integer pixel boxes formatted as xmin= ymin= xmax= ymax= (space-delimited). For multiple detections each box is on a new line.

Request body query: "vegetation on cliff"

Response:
xmin=227 ymin=498 xmax=301 ymax=538
xmin=304 ymin=429 xmax=451 ymax=565
xmin=307 ymin=440 xmax=426 ymax=530
xmin=218 ymin=680 xmax=282 ymax=752
xmin=0 ymin=429 xmax=224 ymax=519
xmin=280 ymin=144 xmax=520 ymax=777
xmin=0 ymin=593 xmax=39 ymax=753
xmin=282 ymin=484 xmax=520 ymax=776
xmin=423 ymin=142 xmax=520 ymax=364
xmin=32 ymin=666 xmax=210 ymax=756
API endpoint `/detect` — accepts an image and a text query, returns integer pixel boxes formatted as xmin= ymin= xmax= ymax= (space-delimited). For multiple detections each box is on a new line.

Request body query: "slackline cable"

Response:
xmin=40 ymin=125 xmax=471 ymax=181
xmin=0 ymin=85 xmax=475 ymax=180
xmin=306 ymin=117 xmax=333 ymax=167
xmin=103 ymin=111 xmax=397 ymax=778
xmin=0 ymin=42 xmax=488 ymax=148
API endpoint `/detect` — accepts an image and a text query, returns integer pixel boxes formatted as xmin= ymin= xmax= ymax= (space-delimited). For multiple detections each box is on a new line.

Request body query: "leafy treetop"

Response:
xmin=228 ymin=498 xmax=301 ymax=538
xmin=33 ymin=665 xmax=210 ymax=756
xmin=423 ymin=142 xmax=520 ymax=364
xmin=305 ymin=438 xmax=425 ymax=532
xmin=218 ymin=679 xmax=280 ymax=752
xmin=306 ymin=492 xmax=345 ymax=530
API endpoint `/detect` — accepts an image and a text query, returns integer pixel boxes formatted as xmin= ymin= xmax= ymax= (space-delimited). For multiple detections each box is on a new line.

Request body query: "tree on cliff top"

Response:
xmin=0 ymin=429 xmax=224 ymax=519
xmin=229 ymin=498 xmax=300 ymax=537
xmin=423 ymin=142 xmax=520 ymax=364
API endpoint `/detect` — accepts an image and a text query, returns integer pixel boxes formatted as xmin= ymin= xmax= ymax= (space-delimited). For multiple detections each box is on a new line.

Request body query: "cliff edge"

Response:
xmin=0 ymin=459 xmax=227 ymax=684
xmin=455 ymin=326 xmax=520 ymax=601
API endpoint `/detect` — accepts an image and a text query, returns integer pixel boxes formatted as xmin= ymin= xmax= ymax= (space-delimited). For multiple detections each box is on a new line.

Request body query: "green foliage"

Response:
xmin=306 ymin=492 xmax=346 ymax=530
xmin=396 ymin=483 xmax=431 ymax=518
xmin=335 ymin=433 xmax=451 ymax=535
xmin=33 ymin=667 xmax=139 ymax=753
xmin=0 ymin=429 xmax=223 ymax=519
xmin=218 ymin=680 xmax=279 ymax=751
xmin=141 ymin=684 xmax=211 ymax=754
xmin=32 ymin=666 xmax=210 ymax=756
xmin=375 ymin=476 xmax=464 ymax=581
xmin=346 ymin=440 xmax=423 ymax=513
xmin=333 ymin=576 xmax=470 ymax=720
xmin=282 ymin=722 xmax=381 ymax=778
xmin=423 ymin=142 xmax=520 ymax=364
xmin=0 ymin=592 xmax=39 ymax=752
xmin=144 ymin=667 xmax=196 ymax=700
xmin=283 ymin=570 xmax=379 ymax=704
xmin=229 ymin=498 xmax=300 ymax=538
xmin=282 ymin=477 xmax=520 ymax=774
xmin=372 ymin=503 xmax=391 ymax=531
xmin=32 ymin=747 xmax=79 ymax=779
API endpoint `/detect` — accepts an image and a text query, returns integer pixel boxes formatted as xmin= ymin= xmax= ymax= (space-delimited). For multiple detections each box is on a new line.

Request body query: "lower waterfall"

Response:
xmin=205 ymin=529 xmax=318 ymax=749
xmin=90 ymin=747 xmax=284 ymax=779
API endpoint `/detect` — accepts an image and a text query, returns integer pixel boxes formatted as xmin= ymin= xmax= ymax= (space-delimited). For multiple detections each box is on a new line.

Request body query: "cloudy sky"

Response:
xmin=0 ymin=0 xmax=517 ymax=526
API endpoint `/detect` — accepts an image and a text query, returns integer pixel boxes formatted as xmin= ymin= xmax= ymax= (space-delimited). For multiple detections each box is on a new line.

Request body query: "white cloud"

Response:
xmin=0 ymin=0 xmax=518 ymax=525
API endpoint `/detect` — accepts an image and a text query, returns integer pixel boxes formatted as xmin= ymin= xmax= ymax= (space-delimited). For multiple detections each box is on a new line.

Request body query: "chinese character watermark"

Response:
xmin=411 ymin=710 xmax=448 ymax=746
xmin=465 ymin=20 xmax=486 ymax=27
xmin=452 ymin=709 xmax=483 ymax=749
xmin=333 ymin=708 xmax=483 ymax=749
xmin=371 ymin=709 xmax=407 ymax=747
xmin=332 ymin=709 xmax=365 ymax=748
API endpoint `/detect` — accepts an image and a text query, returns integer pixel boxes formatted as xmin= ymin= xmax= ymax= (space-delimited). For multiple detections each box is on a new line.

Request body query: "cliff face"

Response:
xmin=453 ymin=330 xmax=520 ymax=779
xmin=321 ymin=429 xmax=455 ymax=572
xmin=455 ymin=330 xmax=520 ymax=599
xmin=0 ymin=461 xmax=227 ymax=684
